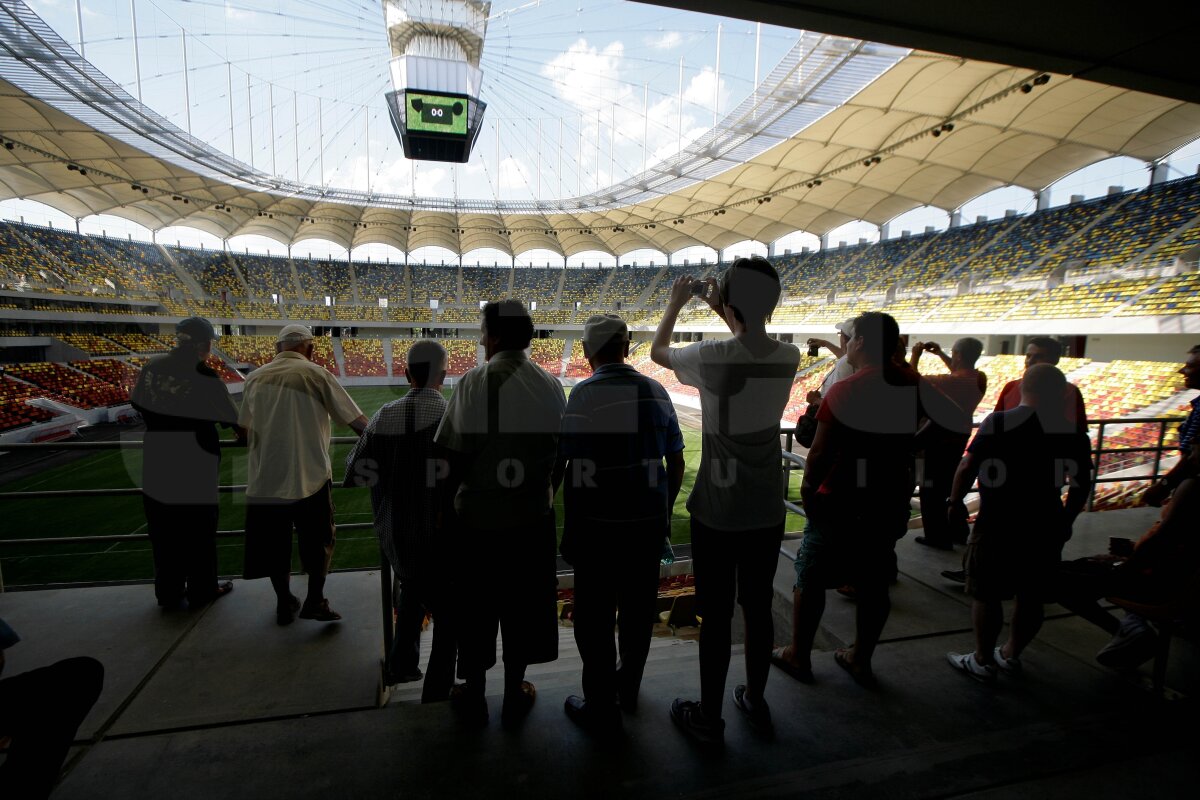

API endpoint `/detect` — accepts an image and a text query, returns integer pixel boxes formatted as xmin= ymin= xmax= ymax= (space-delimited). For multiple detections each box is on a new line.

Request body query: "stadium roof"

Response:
xmin=2 ymin=0 xmax=1200 ymax=258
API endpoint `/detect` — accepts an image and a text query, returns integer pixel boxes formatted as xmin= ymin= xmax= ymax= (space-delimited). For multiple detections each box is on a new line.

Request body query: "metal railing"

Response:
xmin=0 ymin=415 xmax=1186 ymax=589
xmin=779 ymin=415 xmax=1186 ymax=515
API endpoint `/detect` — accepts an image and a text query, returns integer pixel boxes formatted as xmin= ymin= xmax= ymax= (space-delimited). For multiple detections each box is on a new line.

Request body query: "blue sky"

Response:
xmin=4 ymin=0 xmax=1199 ymax=264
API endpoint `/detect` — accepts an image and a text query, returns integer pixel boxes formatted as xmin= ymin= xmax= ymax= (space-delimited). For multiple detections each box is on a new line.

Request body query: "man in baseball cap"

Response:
xmin=275 ymin=323 xmax=313 ymax=344
xmin=240 ymin=324 xmax=368 ymax=625
xmin=131 ymin=316 xmax=242 ymax=610
xmin=555 ymin=314 xmax=685 ymax=733
xmin=175 ymin=316 xmax=219 ymax=343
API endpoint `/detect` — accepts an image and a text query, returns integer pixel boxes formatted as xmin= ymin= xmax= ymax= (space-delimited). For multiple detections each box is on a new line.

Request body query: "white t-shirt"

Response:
xmin=240 ymin=351 xmax=364 ymax=500
xmin=819 ymin=355 xmax=855 ymax=395
xmin=669 ymin=337 xmax=801 ymax=531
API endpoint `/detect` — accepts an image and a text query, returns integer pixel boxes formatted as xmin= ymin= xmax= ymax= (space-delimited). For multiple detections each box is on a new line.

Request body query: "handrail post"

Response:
xmin=379 ymin=546 xmax=393 ymax=671
xmin=1151 ymin=418 xmax=1167 ymax=481
xmin=1089 ymin=420 xmax=1104 ymax=512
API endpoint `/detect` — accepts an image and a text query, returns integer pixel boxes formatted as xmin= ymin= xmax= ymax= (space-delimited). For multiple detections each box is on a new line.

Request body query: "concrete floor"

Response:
xmin=0 ymin=507 xmax=1196 ymax=799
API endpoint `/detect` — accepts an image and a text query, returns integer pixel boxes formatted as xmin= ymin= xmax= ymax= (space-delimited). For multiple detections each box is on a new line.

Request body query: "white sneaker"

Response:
xmin=946 ymin=651 xmax=997 ymax=684
xmin=993 ymin=647 xmax=1022 ymax=675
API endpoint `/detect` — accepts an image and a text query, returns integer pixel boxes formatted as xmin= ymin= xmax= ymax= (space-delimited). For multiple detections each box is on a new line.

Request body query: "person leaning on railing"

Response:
xmin=1142 ymin=344 xmax=1199 ymax=508
xmin=129 ymin=316 xmax=246 ymax=611
xmin=239 ymin=324 xmax=369 ymax=626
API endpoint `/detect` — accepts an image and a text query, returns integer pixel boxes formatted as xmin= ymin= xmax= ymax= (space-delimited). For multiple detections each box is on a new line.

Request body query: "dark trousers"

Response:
xmin=143 ymin=498 xmax=220 ymax=607
xmin=918 ymin=441 xmax=968 ymax=546
xmin=571 ymin=525 xmax=663 ymax=710
xmin=459 ymin=512 xmax=559 ymax=692
xmin=0 ymin=657 xmax=104 ymax=800
xmin=692 ymin=517 xmax=784 ymax=720
xmin=388 ymin=572 xmax=459 ymax=703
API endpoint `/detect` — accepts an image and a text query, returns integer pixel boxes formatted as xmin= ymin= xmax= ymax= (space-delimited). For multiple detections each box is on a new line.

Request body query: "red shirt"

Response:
xmin=815 ymin=365 xmax=969 ymax=497
xmin=995 ymin=379 xmax=1088 ymax=432
xmin=926 ymin=370 xmax=986 ymax=416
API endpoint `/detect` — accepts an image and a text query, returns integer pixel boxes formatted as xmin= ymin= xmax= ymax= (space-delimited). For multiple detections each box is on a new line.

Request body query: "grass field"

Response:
xmin=0 ymin=385 xmax=804 ymax=587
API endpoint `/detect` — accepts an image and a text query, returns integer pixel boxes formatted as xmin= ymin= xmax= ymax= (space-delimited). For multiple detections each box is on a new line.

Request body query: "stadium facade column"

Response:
xmin=819 ymin=232 xmax=831 ymax=250
xmin=1036 ymin=189 xmax=1051 ymax=211
xmin=1150 ymin=160 xmax=1170 ymax=186
xmin=879 ymin=222 xmax=891 ymax=239
xmin=767 ymin=241 xmax=778 ymax=257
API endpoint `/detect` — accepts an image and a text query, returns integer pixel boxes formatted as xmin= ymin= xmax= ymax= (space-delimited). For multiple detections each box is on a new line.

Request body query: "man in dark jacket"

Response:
xmin=130 ymin=317 xmax=244 ymax=609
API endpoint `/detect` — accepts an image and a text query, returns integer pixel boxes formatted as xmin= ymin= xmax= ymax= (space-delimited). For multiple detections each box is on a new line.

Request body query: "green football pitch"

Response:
xmin=0 ymin=385 xmax=804 ymax=587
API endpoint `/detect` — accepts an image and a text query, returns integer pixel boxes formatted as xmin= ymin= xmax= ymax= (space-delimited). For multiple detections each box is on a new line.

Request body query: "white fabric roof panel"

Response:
xmin=2 ymin=0 xmax=1200 ymax=257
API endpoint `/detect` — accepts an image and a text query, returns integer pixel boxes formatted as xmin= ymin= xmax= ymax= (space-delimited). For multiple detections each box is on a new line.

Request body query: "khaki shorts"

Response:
xmin=242 ymin=481 xmax=336 ymax=579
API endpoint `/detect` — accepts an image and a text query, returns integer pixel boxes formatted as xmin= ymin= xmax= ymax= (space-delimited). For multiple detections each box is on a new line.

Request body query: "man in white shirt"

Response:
xmin=435 ymin=301 xmax=566 ymax=727
xmin=240 ymin=324 xmax=368 ymax=625
xmin=810 ymin=318 xmax=856 ymax=397
xmin=651 ymin=256 xmax=801 ymax=748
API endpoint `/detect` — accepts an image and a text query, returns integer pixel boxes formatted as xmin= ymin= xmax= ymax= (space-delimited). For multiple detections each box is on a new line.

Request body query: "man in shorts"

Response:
xmin=946 ymin=364 xmax=1092 ymax=682
xmin=776 ymin=312 xmax=969 ymax=689
xmin=241 ymin=324 xmax=368 ymax=625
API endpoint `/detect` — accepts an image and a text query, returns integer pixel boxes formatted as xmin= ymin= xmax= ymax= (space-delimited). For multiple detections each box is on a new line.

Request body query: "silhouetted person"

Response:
xmin=946 ymin=364 xmax=1092 ymax=682
xmin=910 ymin=337 xmax=987 ymax=549
xmin=652 ymin=256 xmax=800 ymax=747
xmin=130 ymin=316 xmax=243 ymax=610
xmin=777 ymin=312 xmax=968 ymax=689
xmin=995 ymin=337 xmax=1087 ymax=431
xmin=1142 ymin=344 xmax=1199 ymax=507
xmin=435 ymin=301 xmax=566 ymax=727
xmin=345 ymin=340 xmax=458 ymax=700
xmin=1059 ymin=462 xmax=1198 ymax=669
xmin=556 ymin=314 xmax=685 ymax=734
xmin=0 ymin=619 xmax=103 ymax=800
xmin=240 ymin=324 xmax=368 ymax=625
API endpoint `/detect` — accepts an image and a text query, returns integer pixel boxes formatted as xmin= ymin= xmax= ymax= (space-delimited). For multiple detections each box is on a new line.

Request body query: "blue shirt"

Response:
xmin=1179 ymin=395 xmax=1200 ymax=456
xmin=559 ymin=363 xmax=685 ymax=523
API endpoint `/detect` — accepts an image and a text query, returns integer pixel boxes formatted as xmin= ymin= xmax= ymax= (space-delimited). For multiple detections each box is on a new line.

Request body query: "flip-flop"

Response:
xmin=834 ymin=648 xmax=878 ymax=690
xmin=214 ymin=581 xmax=233 ymax=599
xmin=770 ymin=646 xmax=815 ymax=684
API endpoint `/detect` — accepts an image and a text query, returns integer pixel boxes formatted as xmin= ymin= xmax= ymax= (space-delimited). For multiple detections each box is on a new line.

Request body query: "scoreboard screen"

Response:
xmin=405 ymin=92 xmax=468 ymax=136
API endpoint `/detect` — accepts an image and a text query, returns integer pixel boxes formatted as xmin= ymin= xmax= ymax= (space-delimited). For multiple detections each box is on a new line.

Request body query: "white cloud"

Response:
xmin=682 ymin=66 xmax=731 ymax=114
xmin=646 ymin=31 xmax=682 ymax=50
xmin=497 ymin=156 xmax=531 ymax=191
xmin=331 ymin=151 xmax=448 ymax=198
xmin=541 ymin=39 xmax=633 ymax=115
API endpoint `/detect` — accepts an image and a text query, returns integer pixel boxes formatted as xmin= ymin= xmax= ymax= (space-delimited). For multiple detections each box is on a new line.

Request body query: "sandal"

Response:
xmin=834 ymin=648 xmax=878 ymax=690
xmin=213 ymin=581 xmax=233 ymax=600
xmin=732 ymin=684 xmax=774 ymax=734
xmin=299 ymin=599 xmax=342 ymax=622
xmin=770 ymin=646 xmax=815 ymax=684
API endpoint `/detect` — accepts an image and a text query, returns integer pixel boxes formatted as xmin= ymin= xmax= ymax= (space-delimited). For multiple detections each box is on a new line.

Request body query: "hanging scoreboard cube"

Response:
xmin=386 ymin=89 xmax=486 ymax=163
xmin=382 ymin=1 xmax=490 ymax=164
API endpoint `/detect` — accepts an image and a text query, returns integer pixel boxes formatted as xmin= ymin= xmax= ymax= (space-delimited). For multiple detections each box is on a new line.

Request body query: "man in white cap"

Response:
xmin=555 ymin=314 xmax=685 ymax=734
xmin=809 ymin=318 xmax=856 ymax=397
xmin=240 ymin=324 xmax=369 ymax=625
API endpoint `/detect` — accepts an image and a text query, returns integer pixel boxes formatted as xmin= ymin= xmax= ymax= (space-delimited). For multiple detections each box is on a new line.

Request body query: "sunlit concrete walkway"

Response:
xmin=0 ymin=508 xmax=1196 ymax=799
